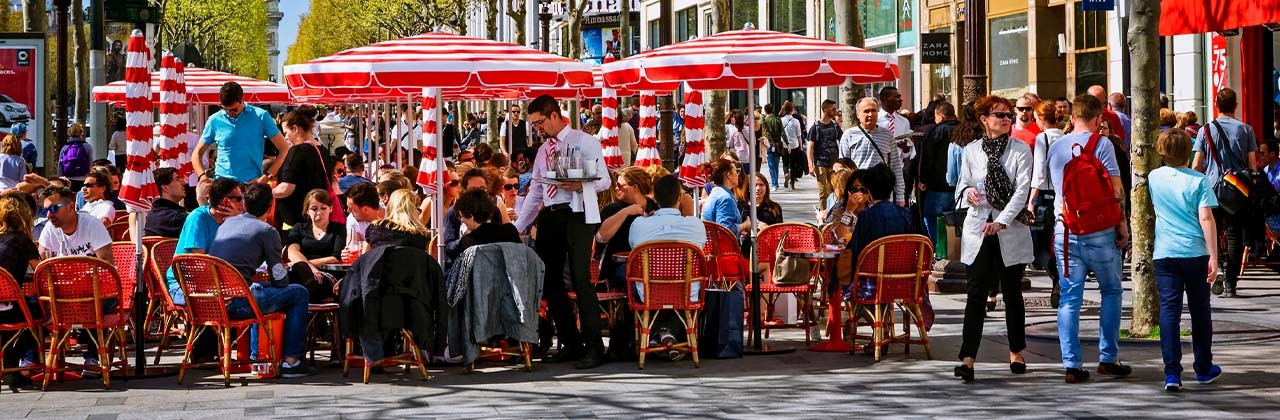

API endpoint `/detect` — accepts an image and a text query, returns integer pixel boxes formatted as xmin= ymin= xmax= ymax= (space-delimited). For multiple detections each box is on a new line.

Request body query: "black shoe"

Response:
xmin=543 ymin=348 xmax=586 ymax=363
xmin=574 ymin=350 xmax=606 ymax=369
xmin=953 ymin=365 xmax=974 ymax=383
xmin=1065 ymin=368 xmax=1091 ymax=383
xmin=1097 ymin=362 xmax=1132 ymax=377
xmin=1010 ymin=362 xmax=1027 ymax=374
xmin=985 ymin=299 xmax=997 ymax=312
xmin=1 ymin=373 xmax=31 ymax=393
xmin=280 ymin=362 xmax=317 ymax=378
xmin=1211 ymin=279 xmax=1225 ymax=296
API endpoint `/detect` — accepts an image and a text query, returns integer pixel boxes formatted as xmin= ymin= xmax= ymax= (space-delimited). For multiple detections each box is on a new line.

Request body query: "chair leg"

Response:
xmin=42 ymin=330 xmax=66 ymax=391
xmin=686 ymin=309 xmax=700 ymax=368
xmin=154 ymin=313 xmax=173 ymax=365
xmin=95 ymin=328 xmax=111 ymax=389
xmin=873 ymin=304 xmax=884 ymax=362
xmin=637 ymin=310 xmax=650 ymax=370
xmin=177 ymin=325 xmax=201 ymax=384
xmin=522 ymin=342 xmax=532 ymax=372
xmin=221 ymin=327 xmax=232 ymax=388
xmin=405 ymin=332 xmax=429 ymax=381
xmin=342 ymin=339 xmax=352 ymax=378
xmin=801 ymin=292 xmax=812 ymax=346
xmin=910 ymin=303 xmax=934 ymax=360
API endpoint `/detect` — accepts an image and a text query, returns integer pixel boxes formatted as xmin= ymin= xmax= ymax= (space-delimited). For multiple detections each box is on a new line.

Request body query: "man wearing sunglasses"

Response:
xmin=191 ymin=82 xmax=291 ymax=184
xmin=36 ymin=185 xmax=115 ymax=376
xmin=500 ymin=105 xmax=530 ymax=149
xmin=1010 ymin=96 xmax=1043 ymax=152
xmin=514 ymin=95 xmax=612 ymax=370
xmin=80 ymin=171 xmax=117 ymax=226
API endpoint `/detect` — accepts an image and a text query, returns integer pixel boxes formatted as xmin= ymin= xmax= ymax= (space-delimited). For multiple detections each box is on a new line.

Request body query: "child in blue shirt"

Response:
xmin=1149 ymin=128 xmax=1223 ymax=391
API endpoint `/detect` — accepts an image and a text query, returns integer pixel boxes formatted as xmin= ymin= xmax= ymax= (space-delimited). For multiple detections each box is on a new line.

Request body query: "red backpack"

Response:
xmin=1059 ymin=133 xmax=1123 ymax=276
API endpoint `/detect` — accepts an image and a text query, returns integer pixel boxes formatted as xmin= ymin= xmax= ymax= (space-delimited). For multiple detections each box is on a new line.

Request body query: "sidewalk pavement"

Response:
xmin=7 ymin=175 xmax=1280 ymax=419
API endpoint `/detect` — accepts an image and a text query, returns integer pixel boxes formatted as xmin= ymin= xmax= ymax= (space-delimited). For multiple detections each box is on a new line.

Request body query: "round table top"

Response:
xmin=319 ymin=263 xmax=353 ymax=272
xmin=782 ymin=246 xmax=842 ymax=259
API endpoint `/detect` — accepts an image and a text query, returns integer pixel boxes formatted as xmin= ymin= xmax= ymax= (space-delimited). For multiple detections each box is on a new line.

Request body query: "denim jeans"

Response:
xmin=1154 ymin=256 xmax=1214 ymax=377
xmin=766 ymin=151 xmax=781 ymax=188
xmin=1054 ymin=226 xmax=1123 ymax=369
xmin=920 ymin=190 xmax=954 ymax=247
xmin=227 ymin=283 xmax=309 ymax=359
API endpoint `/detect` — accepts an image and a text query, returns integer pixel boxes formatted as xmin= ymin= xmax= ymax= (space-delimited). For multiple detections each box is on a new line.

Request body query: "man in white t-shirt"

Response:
xmin=342 ymin=182 xmax=382 ymax=257
xmin=39 ymin=185 xmax=114 ymax=261
xmin=79 ymin=171 xmax=117 ymax=226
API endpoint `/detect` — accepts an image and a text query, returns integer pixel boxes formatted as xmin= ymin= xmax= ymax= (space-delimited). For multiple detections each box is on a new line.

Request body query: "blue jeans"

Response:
xmin=1054 ymin=226 xmax=1123 ymax=369
xmin=1154 ymin=257 xmax=1214 ymax=377
xmin=766 ymin=151 xmax=781 ymax=187
xmin=227 ymin=283 xmax=309 ymax=359
xmin=920 ymin=190 xmax=954 ymax=246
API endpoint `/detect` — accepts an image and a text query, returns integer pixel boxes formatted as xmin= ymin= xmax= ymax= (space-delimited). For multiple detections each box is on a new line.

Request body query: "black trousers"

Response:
xmin=959 ymin=235 xmax=1027 ymax=360
xmin=1214 ymin=208 xmax=1249 ymax=289
xmin=786 ymin=148 xmax=805 ymax=183
xmin=536 ymin=207 xmax=604 ymax=352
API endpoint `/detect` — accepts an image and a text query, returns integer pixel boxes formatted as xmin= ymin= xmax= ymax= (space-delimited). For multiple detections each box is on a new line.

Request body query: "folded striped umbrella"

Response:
xmin=677 ymin=90 xmax=707 ymax=188
xmin=119 ymin=29 xmax=158 ymax=213
xmin=634 ymin=91 xmax=661 ymax=168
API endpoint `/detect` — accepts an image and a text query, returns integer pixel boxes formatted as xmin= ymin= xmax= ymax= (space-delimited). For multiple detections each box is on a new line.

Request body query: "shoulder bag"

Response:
xmin=771 ymin=231 xmax=812 ymax=285
xmin=1204 ymin=121 xmax=1254 ymax=215
xmin=310 ymin=143 xmax=347 ymax=224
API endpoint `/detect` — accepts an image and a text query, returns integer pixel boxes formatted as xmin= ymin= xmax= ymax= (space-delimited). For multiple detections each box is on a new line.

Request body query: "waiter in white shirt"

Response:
xmin=514 ymin=95 xmax=612 ymax=369
xmin=877 ymin=86 xmax=916 ymax=202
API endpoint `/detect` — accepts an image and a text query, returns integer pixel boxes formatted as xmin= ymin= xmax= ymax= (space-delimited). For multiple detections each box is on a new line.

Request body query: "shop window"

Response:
xmin=1074 ymin=50 xmax=1108 ymax=96
xmin=770 ymin=0 xmax=806 ymax=35
xmin=859 ymin=0 xmax=896 ymax=40
xmin=824 ymin=0 xmax=836 ymax=41
xmin=1072 ymin=2 xmax=1109 ymax=95
xmin=730 ymin=1 xmax=759 ymax=31
xmin=989 ymin=14 xmax=1029 ymax=97
xmin=676 ymin=7 xmax=698 ymax=42
xmin=648 ymin=19 xmax=660 ymax=50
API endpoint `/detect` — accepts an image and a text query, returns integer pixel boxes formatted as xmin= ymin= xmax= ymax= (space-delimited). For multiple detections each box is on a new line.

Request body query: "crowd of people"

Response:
xmin=2 ymin=78 xmax=1275 ymax=393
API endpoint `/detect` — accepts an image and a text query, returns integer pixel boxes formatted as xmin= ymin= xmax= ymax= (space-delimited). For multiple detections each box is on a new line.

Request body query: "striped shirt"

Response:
xmin=839 ymin=124 xmax=905 ymax=203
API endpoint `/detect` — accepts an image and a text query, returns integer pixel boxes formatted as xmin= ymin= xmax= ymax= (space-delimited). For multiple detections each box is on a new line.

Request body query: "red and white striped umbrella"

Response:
xmin=414 ymin=89 xmax=450 ymax=193
xmin=600 ymin=91 xmax=622 ymax=170
xmin=119 ymin=29 xmax=158 ymax=212
xmin=283 ymin=32 xmax=593 ymax=92
xmin=175 ymin=60 xmax=198 ymax=186
xmin=634 ymin=91 xmax=661 ymax=168
xmin=677 ymin=90 xmax=707 ymax=188
xmin=602 ymin=27 xmax=899 ymax=91
xmin=156 ymin=53 xmax=185 ymax=172
xmin=92 ymin=66 xmax=291 ymax=105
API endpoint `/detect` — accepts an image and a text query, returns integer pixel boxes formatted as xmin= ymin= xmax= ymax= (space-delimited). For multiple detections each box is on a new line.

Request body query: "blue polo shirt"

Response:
xmin=166 ymin=205 xmax=219 ymax=290
xmin=200 ymin=105 xmax=281 ymax=182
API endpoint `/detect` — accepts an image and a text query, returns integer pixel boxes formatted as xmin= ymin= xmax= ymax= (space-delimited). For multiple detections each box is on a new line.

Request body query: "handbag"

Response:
xmin=311 ymin=143 xmax=347 ymax=224
xmin=771 ymin=231 xmax=812 ymax=285
xmin=697 ymin=286 xmax=744 ymax=359
xmin=942 ymin=197 xmax=967 ymax=236
xmin=1204 ymin=121 xmax=1254 ymax=215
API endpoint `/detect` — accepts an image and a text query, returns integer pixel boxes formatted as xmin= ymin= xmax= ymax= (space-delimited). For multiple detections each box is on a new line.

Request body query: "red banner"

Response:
xmin=1210 ymin=33 xmax=1228 ymax=119
xmin=0 ymin=47 xmax=37 ymax=133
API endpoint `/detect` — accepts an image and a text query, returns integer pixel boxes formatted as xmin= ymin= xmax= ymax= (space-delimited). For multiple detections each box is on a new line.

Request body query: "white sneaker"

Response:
xmin=81 ymin=358 xmax=102 ymax=378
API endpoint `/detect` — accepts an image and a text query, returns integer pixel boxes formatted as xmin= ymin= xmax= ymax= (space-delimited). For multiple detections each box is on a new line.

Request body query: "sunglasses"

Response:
xmin=849 ymin=186 xmax=869 ymax=194
xmin=503 ymin=183 xmax=519 ymax=190
xmin=82 ymin=183 xmax=99 ymax=189
xmin=45 ymin=202 xmax=70 ymax=214
xmin=990 ymin=112 xmax=1015 ymax=120
xmin=1016 ymin=106 xmax=1033 ymax=112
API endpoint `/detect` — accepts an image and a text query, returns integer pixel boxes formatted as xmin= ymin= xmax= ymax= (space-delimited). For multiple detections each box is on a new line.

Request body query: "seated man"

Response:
xmin=343 ymin=182 xmax=382 ymax=256
xmin=207 ymin=183 xmax=314 ymax=378
xmin=168 ymin=178 xmax=241 ymax=305
xmin=619 ymin=175 xmax=708 ymax=360
xmin=37 ymin=185 xmax=114 ymax=375
xmin=844 ymin=164 xmax=915 ymax=300
xmin=338 ymin=153 xmax=373 ymax=195
xmin=80 ymin=170 xmax=117 ymax=226
xmin=143 ymin=167 xmax=188 ymax=238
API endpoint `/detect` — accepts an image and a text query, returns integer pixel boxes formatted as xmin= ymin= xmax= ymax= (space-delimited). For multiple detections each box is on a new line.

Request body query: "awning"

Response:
xmin=1160 ymin=0 xmax=1280 ymax=36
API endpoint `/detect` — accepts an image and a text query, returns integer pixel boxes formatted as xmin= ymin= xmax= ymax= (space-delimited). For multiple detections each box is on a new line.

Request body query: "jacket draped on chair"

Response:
xmin=446 ymin=242 xmax=545 ymax=365
xmin=339 ymin=245 xmax=449 ymax=362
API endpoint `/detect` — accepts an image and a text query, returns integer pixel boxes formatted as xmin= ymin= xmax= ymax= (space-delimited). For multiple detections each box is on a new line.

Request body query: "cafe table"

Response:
xmin=780 ymin=245 xmax=851 ymax=352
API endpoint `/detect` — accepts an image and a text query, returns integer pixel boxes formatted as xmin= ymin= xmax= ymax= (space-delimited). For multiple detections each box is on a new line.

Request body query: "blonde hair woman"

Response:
xmin=368 ymin=189 xmax=430 ymax=251
xmin=0 ymin=135 xmax=28 ymax=190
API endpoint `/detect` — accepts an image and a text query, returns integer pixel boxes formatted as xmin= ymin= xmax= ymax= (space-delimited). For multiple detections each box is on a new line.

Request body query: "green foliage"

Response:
xmin=286 ymin=0 xmax=480 ymax=65
xmin=156 ymin=0 xmax=270 ymax=79
xmin=0 ymin=6 xmax=24 ymax=32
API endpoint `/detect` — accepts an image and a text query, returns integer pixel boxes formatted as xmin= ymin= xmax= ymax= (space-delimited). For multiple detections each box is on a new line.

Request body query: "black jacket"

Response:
xmin=919 ymin=119 xmax=959 ymax=192
xmin=339 ymin=245 xmax=449 ymax=357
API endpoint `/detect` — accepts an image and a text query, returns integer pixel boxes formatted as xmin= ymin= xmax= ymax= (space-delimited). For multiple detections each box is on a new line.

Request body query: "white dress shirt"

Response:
xmin=878 ymin=110 xmax=916 ymax=160
xmin=515 ymin=127 xmax=612 ymax=232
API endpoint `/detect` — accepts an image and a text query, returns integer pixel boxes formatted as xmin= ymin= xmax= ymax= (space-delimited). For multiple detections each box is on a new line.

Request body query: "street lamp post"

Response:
xmin=961 ymin=0 xmax=987 ymax=103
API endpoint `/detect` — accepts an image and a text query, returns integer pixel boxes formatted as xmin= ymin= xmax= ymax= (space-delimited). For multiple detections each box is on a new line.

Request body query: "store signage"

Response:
xmin=1082 ymin=0 xmax=1114 ymax=11
xmin=1210 ymin=33 xmax=1228 ymax=118
xmin=540 ymin=0 xmax=641 ymax=17
xmin=920 ymin=33 xmax=950 ymax=64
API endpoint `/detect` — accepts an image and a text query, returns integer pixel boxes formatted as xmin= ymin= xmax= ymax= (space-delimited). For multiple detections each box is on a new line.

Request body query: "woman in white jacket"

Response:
xmin=952 ymin=95 xmax=1034 ymax=383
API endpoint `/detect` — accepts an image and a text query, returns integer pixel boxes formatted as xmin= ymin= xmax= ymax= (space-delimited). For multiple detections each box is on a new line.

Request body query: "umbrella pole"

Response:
xmin=132 ymin=211 xmax=148 ymax=376
xmin=742 ymin=78 xmax=792 ymax=356
xmin=434 ymin=89 xmax=446 ymax=261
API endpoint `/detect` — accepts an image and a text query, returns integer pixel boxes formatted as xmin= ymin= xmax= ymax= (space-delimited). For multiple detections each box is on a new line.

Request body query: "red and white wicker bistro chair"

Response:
xmin=35 ymin=256 xmax=130 ymax=390
xmin=171 ymin=254 xmax=284 ymax=387
xmin=625 ymin=241 xmax=708 ymax=369
xmin=846 ymin=234 xmax=934 ymax=361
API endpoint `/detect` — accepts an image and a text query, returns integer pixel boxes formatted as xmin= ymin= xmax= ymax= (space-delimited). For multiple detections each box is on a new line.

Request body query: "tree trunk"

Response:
xmin=618 ymin=0 xmax=631 ymax=57
xmin=1126 ymin=0 xmax=1160 ymax=337
xmin=704 ymin=0 xmax=730 ymax=159
xmin=506 ymin=0 xmax=526 ymax=46
xmin=21 ymin=0 xmax=45 ymax=33
xmin=72 ymin=0 xmax=88 ymax=124
xmin=485 ymin=0 xmax=501 ymax=150
xmin=835 ymin=0 xmax=865 ymax=129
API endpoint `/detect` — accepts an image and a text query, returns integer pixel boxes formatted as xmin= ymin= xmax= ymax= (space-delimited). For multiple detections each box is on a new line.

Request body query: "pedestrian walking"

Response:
xmin=762 ymin=104 xmax=784 ymax=190
xmin=953 ymin=96 xmax=1034 ymax=383
xmin=841 ymin=97 xmax=904 ymax=206
xmin=781 ymin=101 xmax=803 ymax=190
xmin=1046 ymin=94 xmax=1131 ymax=384
xmin=917 ymin=101 xmax=959 ymax=245
xmin=807 ymin=99 xmax=842 ymax=209
xmin=1150 ymin=128 xmax=1224 ymax=392
xmin=1191 ymin=87 xmax=1259 ymax=298
xmin=1028 ymin=102 xmax=1065 ymax=307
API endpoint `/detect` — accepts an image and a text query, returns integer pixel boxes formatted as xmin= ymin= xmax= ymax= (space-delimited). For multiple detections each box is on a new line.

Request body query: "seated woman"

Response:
xmin=700 ymin=159 xmax=750 ymax=235
xmin=367 ymin=189 xmax=430 ymax=251
xmin=286 ymin=189 xmax=347 ymax=303
xmin=823 ymin=169 xmax=870 ymax=243
xmin=0 ymin=192 xmax=41 ymax=389
xmin=450 ymin=189 xmax=520 ymax=260
xmin=737 ymin=173 xmax=783 ymax=230
xmin=597 ymin=167 xmax=658 ymax=288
